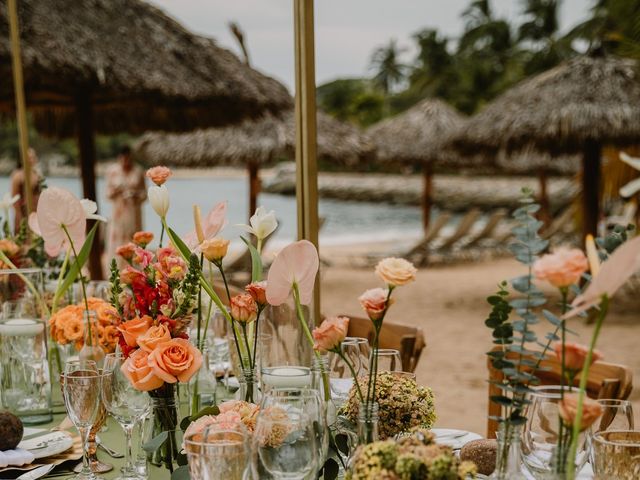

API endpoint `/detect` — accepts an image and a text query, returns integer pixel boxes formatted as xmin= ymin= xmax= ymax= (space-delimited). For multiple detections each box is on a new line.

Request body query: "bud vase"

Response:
xmin=147 ymin=384 xmax=180 ymax=472
xmin=490 ymin=423 xmax=526 ymax=479
xmin=237 ymin=367 xmax=260 ymax=404
xmin=188 ymin=345 xmax=217 ymax=415
xmin=79 ymin=310 xmax=105 ymax=367
xmin=357 ymin=402 xmax=379 ymax=445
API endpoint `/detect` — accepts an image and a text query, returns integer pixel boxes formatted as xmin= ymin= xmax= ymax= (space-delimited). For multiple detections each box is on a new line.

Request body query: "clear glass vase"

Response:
xmin=188 ymin=346 xmax=217 ymax=415
xmin=357 ymin=401 xmax=379 ymax=445
xmin=237 ymin=367 xmax=261 ymax=404
xmin=147 ymin=385 xmax=180 ymax=472
xmin=490 ymin=422 xmax=527 ymax=479
xmin=79 ymin=310 xmax=105 ymax=367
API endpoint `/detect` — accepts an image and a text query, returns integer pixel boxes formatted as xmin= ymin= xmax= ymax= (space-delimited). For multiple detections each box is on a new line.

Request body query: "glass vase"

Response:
xmin=357 ymin=401 xmax=379 ymax=445
xmin=79 ymin=310 xmax=105 ymax=367
xmin=237 ymin=367 xmax=261 ymax=404
xmin=490 ymin=422 xmax=527 ymax=479
xmin=188 ymin=345 xmax=217 ymax=415
xmin=147 ymin=384 xmax=180 ymax=473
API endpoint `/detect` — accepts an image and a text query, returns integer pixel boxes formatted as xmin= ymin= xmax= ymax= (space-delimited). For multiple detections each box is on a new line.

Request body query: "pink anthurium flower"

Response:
xmin=35 ymin=187 xmax=86 ymax=257
xmin=185 ymin=201 xmax=227 ymax=249
xmin=564 ymin=235 xmax=640 ymax=318
xmin=266 ymin=240 xmax=319 ymax=306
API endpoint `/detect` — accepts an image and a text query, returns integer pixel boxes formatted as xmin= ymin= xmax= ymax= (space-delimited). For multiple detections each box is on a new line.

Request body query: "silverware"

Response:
xmin=16 ymin=464 xmax=55 ymax=480
xmin=96 ymin=436 xmax=124 ymax=458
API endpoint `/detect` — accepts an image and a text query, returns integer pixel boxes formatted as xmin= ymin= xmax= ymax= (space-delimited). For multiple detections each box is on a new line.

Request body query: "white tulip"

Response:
xmin=238 ymin=206 xmax=278 ymax=241
xmin=148 ymin=185 xmax=170 ymax=218
xmin=80 ymin=199 xmax=107 ymax=222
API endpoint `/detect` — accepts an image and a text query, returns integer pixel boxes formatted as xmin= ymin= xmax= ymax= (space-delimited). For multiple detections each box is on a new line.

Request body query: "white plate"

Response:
xmin=431 ymin=428 xmax=483 ymax=449
xmin=18 ymin=432 xmax=73 ymax=459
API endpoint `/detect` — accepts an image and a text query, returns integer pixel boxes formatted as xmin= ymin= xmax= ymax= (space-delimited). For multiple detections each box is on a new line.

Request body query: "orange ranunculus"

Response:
xmin=120 ymin=349 xmax=164 ymax=391
xmin=358 ymin=288 xmax=391 ymax=321
xmin=117 ymin=316 xmax=152 ymax=347
xmin=137 ymin=324 xmax=171 ymax=352
xmin=245 ymin=281 xmax=267 ymax=306
xmin=230 ymin=293 xmax=258 ymax=323
xmin=116 ymin=243 xmax=137 ymax=261
xmin=375 ymin=257 xmax=417 ymax=287
xmin=133 ymin=231 xmax=154 ymax=247
xmin=553 ymin=342 xmax=604 ymax=374
xmin=558 ymin=393 xmax=603 ymax=431
xmin=313 ymin=316 xmax=349 ymax=353
xmin=146 ymin=166 xmax=172 ymax=186
xmin=533 ymin=248 xmax=589 ymax=288
xmin=98 ymin=325 xmax=119 ymax=353
xmin=148 ymin=338 xmax=203 ymax=384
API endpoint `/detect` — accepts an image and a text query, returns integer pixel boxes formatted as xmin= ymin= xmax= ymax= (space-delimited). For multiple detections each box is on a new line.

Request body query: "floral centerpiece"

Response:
xmin=184 ymin=400 xmax=260 ymax=438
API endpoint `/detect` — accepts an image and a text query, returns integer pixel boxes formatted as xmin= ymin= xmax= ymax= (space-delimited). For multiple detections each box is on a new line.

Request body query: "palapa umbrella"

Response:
xmin=449 ymin=54 xmax=640 ymax=239
xmin=134 ymin=108 xmax=374 ymax=219
xmin=0 ymin=0 xmax=291 ymax=277
xmin=367 ymin=98 xmax=466 ymax=233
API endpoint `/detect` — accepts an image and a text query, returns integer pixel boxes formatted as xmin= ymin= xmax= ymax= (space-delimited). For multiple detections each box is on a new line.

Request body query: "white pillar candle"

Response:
xmin=261 ymin=366 xmax=312 ymax=388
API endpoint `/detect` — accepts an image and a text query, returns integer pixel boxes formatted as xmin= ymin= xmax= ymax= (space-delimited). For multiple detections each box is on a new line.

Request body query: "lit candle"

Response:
xmin=0 ymin=318 xmax=43 ymax=336
xmin=261 ymin=366 xmax=312 ymax=388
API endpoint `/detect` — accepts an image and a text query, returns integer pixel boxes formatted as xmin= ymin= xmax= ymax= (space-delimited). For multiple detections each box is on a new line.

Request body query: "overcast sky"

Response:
xmin=149 ymin=0 xmax=593 ymax=92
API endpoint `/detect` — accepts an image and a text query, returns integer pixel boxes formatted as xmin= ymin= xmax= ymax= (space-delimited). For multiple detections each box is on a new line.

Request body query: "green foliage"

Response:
xmin=109 ymin=259 xmax=123 ymax=316
xmin=316 ymin=78 xmax=384 ymax=127
xmin=596 ymin=223 xmax=636 ymax=254
xmin=54 ymin=222 xmax=99 ymax=305
xmin=241 ymin=236 xmax=263 ymax=282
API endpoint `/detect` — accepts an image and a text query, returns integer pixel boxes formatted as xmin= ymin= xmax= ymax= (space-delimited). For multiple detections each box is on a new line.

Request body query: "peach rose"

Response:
xmin=359 ymin=288 xmax=391 ymax=321
xmin=533 ymin=248 xmax=589 ymax=288
xmin=558 ymin=393 xmax=603 ymax=431
xmin=148 ymin=338 xmax=203 ymax=383
xmin=230 ymin=294 xmax=258 ymax=324
xmin=375 ymin=257 xmax=417 ymax=287
xmin=133 ymin=231 xmax=154 ymax=247
xmin=137 ymin=324 xmax=172 ymax=352
xmin=313 ymin=316 xmax=349 ymax=353
xmin=117 ymin=316 xmax=152 ymax=347
xmin=146 ymin=166 xmax=172 ymax=186
xmin=200 ymin=237 xmax=230 ymax=262
xmin=120 ymin=348 xmax=164 ymax=391
xmin=245 ymin=281 xmax=267 ymax=306
xmin=0 ymin=239 xmax=20 ymax=257
xmin=116 ymin=243 xmax=137 ymax=261
xmin=554 ymin=342 xmax=603 ymax=374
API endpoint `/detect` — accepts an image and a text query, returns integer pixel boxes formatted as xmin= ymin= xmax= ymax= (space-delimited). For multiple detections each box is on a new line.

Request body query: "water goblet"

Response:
xmin=101 ymin=353 xmax=151 ymax=480
xmin=371 ymin=348 xmax=402 ymax=372
xmin=62 ymin=359 xmax=103 ymax=480
xmin=588 ymin=399 xmax=634 ymax=464
xmin=185 ymin=423 xmax=250 ymax=480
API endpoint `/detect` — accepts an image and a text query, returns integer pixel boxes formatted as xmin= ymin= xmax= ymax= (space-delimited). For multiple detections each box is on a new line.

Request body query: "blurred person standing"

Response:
xmin=106 ymin=146 xmax=147 ymax=261
xmin=10 ymin=148 xmax=43 ymax=231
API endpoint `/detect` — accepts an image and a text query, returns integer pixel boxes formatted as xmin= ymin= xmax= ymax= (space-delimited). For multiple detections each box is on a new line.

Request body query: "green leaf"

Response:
xmin=176 ymin=452 xmax=188 ymax=467
xmin=180 ymin=416 xmax=192 ymax=432
xmin=542 ymin=310 xmax=562 ymax=327
xmin=490 ymin=395 xmax=513 ymax=406
xmin=190 ymin=405 xmax=220 ymax=423
xmin=167 ymin=226 xmax=193 ymax=260
xmin=171 ymin=465 xmax=191 ymax=480
xmin=335 ymin=433 xmax=350 ymax=456
xmin=241 ymin=236 xmax=263 ymax=282
xmin=55 ymin=222 xmax=99 ymax=302
xmin=322 ymin=458 xmax=339 ymax=480
xmin=142 ymin=431 xmax=168 ymax=453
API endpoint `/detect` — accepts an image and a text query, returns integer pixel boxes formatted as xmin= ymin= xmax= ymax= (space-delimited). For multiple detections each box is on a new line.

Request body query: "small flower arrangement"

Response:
xmin=340 ymin=372 xmax=436 ymax=440
xmin=184 ymin=400 xmax=260 ymax=438
xmin=346 ymin=429 xmax=476 ymax=480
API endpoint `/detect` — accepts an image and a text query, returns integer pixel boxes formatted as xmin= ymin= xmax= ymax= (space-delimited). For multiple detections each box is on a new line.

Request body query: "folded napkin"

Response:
xmin=0 ymin=448 xmax=35 ymax=468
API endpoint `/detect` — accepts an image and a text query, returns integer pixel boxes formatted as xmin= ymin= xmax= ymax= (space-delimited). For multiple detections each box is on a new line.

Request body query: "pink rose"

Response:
xmin=230 ymin=294 xmax=258 ymax=324
xmin=558 ymin=394 xmax=603 ymax=431
xmin=148 ymin=338 xmax=203 ymax=383
xmin=133 ymin=231 xmax=154 ymax=247
xmin=120 ymin=349 xmax=164 ymax=391
xmin=554 ymin=342 xmax=603 ymax=374
xmin=313 ymin=316 xmax=349 ymax=353
xmin=137 ymin=324 xmax=172 ymax=352
xmin=116 ymin=243 xmax=137 ymax=261
xmin=375 ymin=257 xmax=417 ymax=286
xmin=245 ymin=281 xmax=267 ymax=306
xmin=117 ymin=316 xmax=152 ymax=347
xmin=533 ymin=248 xmax=589 ymax=288
xmin=146 ymin=166 xmax=172 ymax=186
xmin=358 ymin=288 xmax=391 ymax=321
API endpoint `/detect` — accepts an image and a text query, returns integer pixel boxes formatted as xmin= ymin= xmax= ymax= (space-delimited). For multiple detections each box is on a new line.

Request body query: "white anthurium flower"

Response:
xmin=80 ymin=199 xmax=107 ymax=222
xmin=148 ymin=185 xmax=170 ymax=218
xmin=619 ymin=152 xmax=640 ymax=198
xmin=237 ymin=206 xmax=278 ymax=241
xmin=0 ymin=192 xmax=20 ymax=221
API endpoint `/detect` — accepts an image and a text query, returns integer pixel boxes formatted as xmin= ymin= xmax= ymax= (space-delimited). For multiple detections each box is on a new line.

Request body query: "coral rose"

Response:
xmin=230 ymin=294 xmax=258 ymax=324
xmin=533 ymin=248 xmax=589 ymax=288
xmin=132 ymin=247 xmax=153 ymax=268
xmin=117 ymin=316 xmax=152 ymax=347
xmin=359 ymin=288 xmax=391 ymax=321
xmin=133 ymin=231 xmax=154 ymax=247
xmin=137 ymin=324 xmax=171 ymax=352
xmin=554 ymin=342 xmax=603 ymax=374
xmin=375 ymin=257 xmax=417 ymax=286
xmin=558 ymin=394 xmax=603 ymax=431
xmin=245 ymin=281 xmax=267 ymax=306
xmin=148 ymin=338 xmax=203 ymax=383
xmin=200 ymin=237 xmax=230 ymax=262
xmin=146 ymin=166 xmax=172 ymax=186
xmin=313 ymin=316 xmax=349 ymax=353
xmin=116 ymin=243 xmax=136 ymax=261
xmin=120 ymin=349 xmax=164 ymax=391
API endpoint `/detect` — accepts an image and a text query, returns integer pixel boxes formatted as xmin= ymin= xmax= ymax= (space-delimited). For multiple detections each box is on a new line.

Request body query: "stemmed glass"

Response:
xmin=62 ymin=359 xmax=103 ymax=480
xmin=185 ymin=423 xmax=250 ymax=480
xmin=588 ymin=399 xmax=634 ymax=463
xmin=328 ymin=338 xmax=368 ymax=404
xmin=101 ymin=353 xmax=151 ymax=480
xmin=371 ymin=348 xmax=402 ymax=372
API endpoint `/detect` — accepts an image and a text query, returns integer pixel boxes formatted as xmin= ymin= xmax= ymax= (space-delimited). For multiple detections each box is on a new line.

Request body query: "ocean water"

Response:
xmin=0 ymin=175 xmax=423 ymax=250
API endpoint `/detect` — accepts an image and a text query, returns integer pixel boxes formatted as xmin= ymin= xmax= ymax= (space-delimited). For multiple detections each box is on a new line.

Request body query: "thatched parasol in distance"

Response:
xmin=448 ymin=54 xmax=640 ymax=238
xmin=367 ymin=98 xmax=466 ymax=233
xmin=0 ymin=0 xmax=291 ymax=277
xmin=134 ymin=109 xmax=374 ymax=219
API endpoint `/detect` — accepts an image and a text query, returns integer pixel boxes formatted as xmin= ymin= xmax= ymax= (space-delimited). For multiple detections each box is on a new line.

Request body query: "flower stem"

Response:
xmin=61 ymin=225 xmax=91 ymax=341
xmin=336 ymin=349 xmax=365 ymax=404
xmin=159 ymin=223 xmax=165 ymax=247
xmin=51 ymin=248 xmax=70 ymax=314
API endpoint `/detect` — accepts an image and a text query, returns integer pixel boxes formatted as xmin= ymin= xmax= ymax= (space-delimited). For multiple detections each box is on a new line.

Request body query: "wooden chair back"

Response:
xmin=344 ymin=315 xmax=426 ymax=373
xmin=487 ymin=348 xmax=633 ymax=438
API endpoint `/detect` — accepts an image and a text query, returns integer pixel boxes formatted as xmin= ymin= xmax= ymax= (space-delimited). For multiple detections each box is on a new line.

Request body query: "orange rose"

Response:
xmin=558 ymin=393 xmax=603 ymax=431
xmin=313 ymin=316 xmax=349 ymax=353
xmin=117 ymin=316 xmax=152 ymax=347
xmin=116 ymin=243 xmax=137 ymax=261
xmin=133 ymin=231 xmax=154 ymax=247
xmin=554 ymin=342 xmax=603 ymax=374
xmin=146 ymin=166 xmax=172 ymax=186
xmin=375 ymin=257 xmax=417 ymax=286
xmin=230 ymin=293 xmax=258 ymax=323
xmin=245 ymin=281 xmax=267 ymax=306
xmin=533 ymin=248 xmax=589 ymax=288
xmin=358 ymin=288 xmax=391 ymax=321
xmin=137 ymin=324 xmax=171 ymax=352
xmin=120 ymin=349 xmax=164 ymax=391
xmin=148 ymin=338 xmax=202 ymax=383
xmin=200 ymin=238 xmax=230 ymax=262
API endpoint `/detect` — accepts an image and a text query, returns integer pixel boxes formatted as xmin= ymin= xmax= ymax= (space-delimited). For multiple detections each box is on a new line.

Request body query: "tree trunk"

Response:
xmin=248 ymin=162 xmax=260 ymax=221
xmin=75 ymin=89 xmax=103 ymax=280
xmin=582 ymin=140 xmax=602 ymax=240
xmin=422 ymin=164 xmax=433 ymax=235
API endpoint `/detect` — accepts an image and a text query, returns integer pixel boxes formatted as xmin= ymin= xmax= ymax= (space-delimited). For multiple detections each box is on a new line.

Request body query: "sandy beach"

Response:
xmin=320 ymin=254 xmax=640 ymax=437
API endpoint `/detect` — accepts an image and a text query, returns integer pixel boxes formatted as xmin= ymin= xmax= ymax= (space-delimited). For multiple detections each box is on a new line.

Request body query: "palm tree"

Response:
xmin=369 ymin=39 xmax=406 ymax=94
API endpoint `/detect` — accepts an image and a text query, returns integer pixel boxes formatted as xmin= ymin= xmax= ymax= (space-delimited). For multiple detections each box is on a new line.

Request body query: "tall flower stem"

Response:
xmin=51 ymin=249 xmax=70 ymax=314
xmin=252 ymin=308 xmax=263 ymax=369
xmin=336 ymin=349 xmax=365 ymax=404
xmin=565 ymin=294 xmax=609 ymax=479
xmin=159 ymin=223 xmax=165 ymax=247
xmin=62 ymin=225 xmax=91 ymax=340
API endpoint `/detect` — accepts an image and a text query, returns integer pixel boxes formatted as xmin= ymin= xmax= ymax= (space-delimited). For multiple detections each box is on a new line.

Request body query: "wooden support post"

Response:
xmin=248 ymin=162 xmax=260 ymax=221
xmin=294 ymin=0 xmax=320 ymax=323
xmin=75 ymin=89 xmax=103 ymax=280
xmin=582 ymin=140 xmax=601 ymax=240
xmin=422 ymin=164 xmax=433 ymax=235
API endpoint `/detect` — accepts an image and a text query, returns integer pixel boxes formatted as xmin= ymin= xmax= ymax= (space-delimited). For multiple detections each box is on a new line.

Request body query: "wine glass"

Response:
xmin=371 ymin=348 xmax=402 ymax=372
xmin=588 ymin=399 xmax=634 ymax=463
xmin=185 ymin=423 xmax=250 ymax=480
xmin=346 ymin=337 xmax=371 ymax=374
xmin=327 ymin=338 xmax=366 ymax=404
xmin=101 ymin=353 xmax=151 ymax=480
xmin=62 ymin=359 xmax=103 ymax=480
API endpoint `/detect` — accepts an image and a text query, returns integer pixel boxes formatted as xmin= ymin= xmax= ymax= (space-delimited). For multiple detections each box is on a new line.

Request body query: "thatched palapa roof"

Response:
xmin=450 ymin=55 xmax=640 ymax=154
xmin=367 ymin=98 xmax=465 ymax=166
xmin=134 ymin=109 xmax=374 ymax=168
xmin=0 ymin=0 xmax=291 ymax=136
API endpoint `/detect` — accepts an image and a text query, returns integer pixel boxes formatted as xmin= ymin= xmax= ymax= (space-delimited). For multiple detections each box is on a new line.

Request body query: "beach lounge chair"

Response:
xmin=457 ymin=209 xmax=508 ymax=249
xmin=431 ymin=208 xmax=482 ymax=251
xmin=403 ymin=212 xmax=453 ymax=259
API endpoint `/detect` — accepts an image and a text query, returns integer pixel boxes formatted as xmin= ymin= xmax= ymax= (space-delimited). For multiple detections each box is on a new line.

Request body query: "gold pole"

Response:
xmin=294 ymin=0 xmax=320 ymax=323
xmin=7 ymin=0 xmax=33 ymax=215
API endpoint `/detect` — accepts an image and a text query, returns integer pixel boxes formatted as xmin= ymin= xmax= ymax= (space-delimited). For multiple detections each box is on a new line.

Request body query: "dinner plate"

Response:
xmin=18 ymin=431 xmax=73 ymax=459
xmin=431 ymin=428 xmax=483 ymax=449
